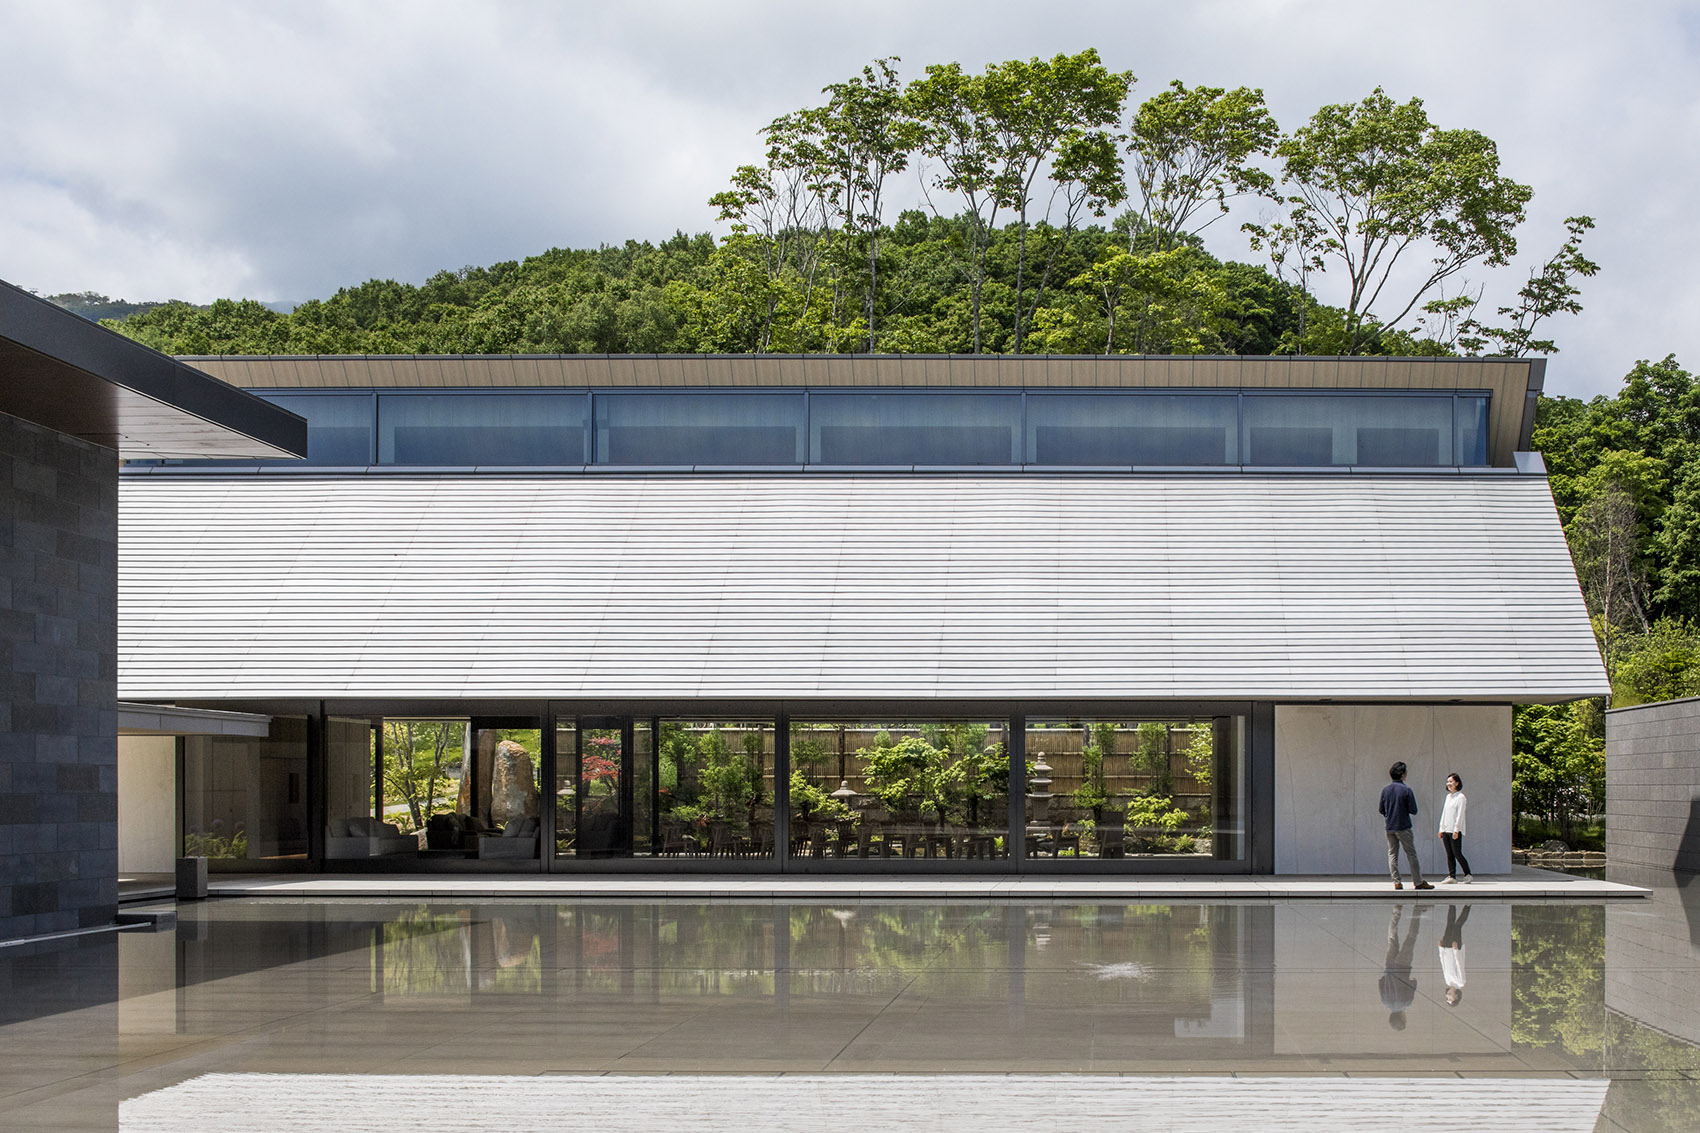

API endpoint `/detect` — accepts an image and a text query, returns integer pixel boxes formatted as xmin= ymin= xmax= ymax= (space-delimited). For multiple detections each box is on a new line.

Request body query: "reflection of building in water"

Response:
xmin=1599 ymin=872 xmax=1700 ymax=1131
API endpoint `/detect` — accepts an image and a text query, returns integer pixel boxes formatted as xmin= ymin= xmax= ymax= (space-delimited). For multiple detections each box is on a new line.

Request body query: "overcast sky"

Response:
xmin=3 ymin=0 xmax=1696 ymax=398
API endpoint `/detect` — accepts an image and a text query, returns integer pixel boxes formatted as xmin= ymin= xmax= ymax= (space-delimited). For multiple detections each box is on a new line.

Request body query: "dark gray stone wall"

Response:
xmin=1606 ymin=698 xmax=1700 ymax=874
xmin=0 ymin=410 xmax=119 ymax=939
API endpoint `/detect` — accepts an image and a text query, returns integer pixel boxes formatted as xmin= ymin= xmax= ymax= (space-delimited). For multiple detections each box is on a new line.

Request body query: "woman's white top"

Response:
xmin=1439 ymin=791 xmax=1467 ymax=836
xmin=1439 ymin=944 xmax=1466 ymax=989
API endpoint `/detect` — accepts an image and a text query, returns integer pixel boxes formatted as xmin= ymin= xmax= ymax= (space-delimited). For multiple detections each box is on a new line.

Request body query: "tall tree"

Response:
xmin=1568 ymin=451 xmax=1663 ymax=665
xmin=911 ymin=50 xmax=1130 ymax=352
xmin=1266 ymin=88 xmax=1533 ymax=355
xmin=1425 ymin=215 xmax=1600 ymax=356
xmin=799 ymin=58 xmax=922 ymax=352
xmin=1127 ymin=80 xmax=1279 ymax=252
xmin=708 ymin=114 xmax=833 ymax=351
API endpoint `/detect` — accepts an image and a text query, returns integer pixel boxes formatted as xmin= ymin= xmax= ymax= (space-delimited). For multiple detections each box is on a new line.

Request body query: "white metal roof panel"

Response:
xmin=116 ymin=473 xmax=1608 ymax=702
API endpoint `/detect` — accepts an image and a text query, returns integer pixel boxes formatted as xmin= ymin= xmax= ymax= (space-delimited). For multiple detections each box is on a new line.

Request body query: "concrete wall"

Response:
xmin=0 ymin=410 xmax=119 ymax=938
xmin=118 ymin=736 xmax=176 ymax=874
xmin=1606 ymin=698 xmax=1700 ymax=873
xmin=1274 ymin=705 xmax=1511 ymax=876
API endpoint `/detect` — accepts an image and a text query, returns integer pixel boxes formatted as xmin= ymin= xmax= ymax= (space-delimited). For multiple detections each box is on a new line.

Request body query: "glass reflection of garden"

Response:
xmin=780 ymin=719 xmax=1241 ymax=862
xmin=1024 ymin=719 xmax=1240 ymax=860
xmin=184 ymin=711 xmax=1243 ymax=868
xmin=653 ymin=721 xmax=777 ymax=858
xmin=370 ymin=720 xmax=543 ymax=857
xmin=787 ymin=722 xmax=1010 ymax=861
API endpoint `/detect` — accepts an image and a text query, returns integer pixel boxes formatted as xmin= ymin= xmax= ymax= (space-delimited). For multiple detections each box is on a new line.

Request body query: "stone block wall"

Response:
xmin=0 ymin=410 xmax=119 ymax=939
xmin=1606 ymin=698 xmax=1700 ymax=873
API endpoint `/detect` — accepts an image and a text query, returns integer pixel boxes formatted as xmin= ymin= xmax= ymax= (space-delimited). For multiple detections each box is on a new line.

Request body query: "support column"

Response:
xmin=774 ymin=713 xmax=791 ymax=872
xmin=1249 ymin=703 xmax=1275 ymax=873
xmin=306 ymin=703 xmax=326 ymax=867
xmin=540 ymin=711 xmax=558 ymax=871
xmin=1008 ymin=714 xmax=1026 ymax=871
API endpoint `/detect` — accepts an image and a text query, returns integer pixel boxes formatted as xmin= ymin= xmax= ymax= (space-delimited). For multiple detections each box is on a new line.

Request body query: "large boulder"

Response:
xmin=490 ymin=740 xmax=539 ymax=827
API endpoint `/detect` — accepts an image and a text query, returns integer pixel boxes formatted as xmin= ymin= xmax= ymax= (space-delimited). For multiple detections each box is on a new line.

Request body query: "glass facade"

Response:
xmin=376 ymin=719 xmax=466 ymax=843
xmin=156 ymin=388 xmax=1497 ymax=469
xmin=1026 ymin=393 xmax=1238 ymax=465
xmin=789 ymin=720 xmax=1010 ymax=863
xmin=1243 ymin=394 xmax=1455 ymax=466
xmin=263 ymin=393 xmax=374 ymax=465
xmin=179 ymin=708 xmax=1257 ymax=873
xmin=809 ymin=393 xmax=1022 ymax=465
xmin=1457 ymin=394 xmax=1490 ymax=466
xmin=324 ymin=716 xmax=388 ymax=860
xmin=657 ymin=721 xmax=777 ymax=860
xmin=1024 ymin=718 xmax=1245 ymax=863
xmin=595 ymin=393 xmax=804 ymax=465
xmin=380 ymin=393 xmax=587 ymax=465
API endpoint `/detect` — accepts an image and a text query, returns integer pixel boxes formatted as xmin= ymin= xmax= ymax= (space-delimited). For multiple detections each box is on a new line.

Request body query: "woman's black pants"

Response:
xmin=1441 ymin=832 xmax=1471 ymax=878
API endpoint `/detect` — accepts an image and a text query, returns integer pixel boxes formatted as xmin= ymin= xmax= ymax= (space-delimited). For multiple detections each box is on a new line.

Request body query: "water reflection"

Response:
xmin=1379 ymin=904 xmax=1426 ymax=1030
xmin=4 ymin=891 xmax=1700 ymax=1129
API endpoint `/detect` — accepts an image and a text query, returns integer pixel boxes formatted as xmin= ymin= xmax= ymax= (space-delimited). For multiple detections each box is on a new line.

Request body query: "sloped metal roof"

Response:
xmin=116 ymin=472 xmax=1607 ymax=703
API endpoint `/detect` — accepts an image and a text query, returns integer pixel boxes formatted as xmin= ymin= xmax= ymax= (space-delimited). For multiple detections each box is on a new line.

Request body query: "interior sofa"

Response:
xmin=325 ymin=816 xmax=420 ymax=859
xmin=477 ymin=816 xmax=541 ymax=860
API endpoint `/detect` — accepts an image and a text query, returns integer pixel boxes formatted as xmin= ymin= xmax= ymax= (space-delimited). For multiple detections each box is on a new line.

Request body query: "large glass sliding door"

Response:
xmin=556 ymin=717 xmax=656 ymax=859
xmin=553 ymin=717 xmax=778 ymax=864
xmin=570 ymin=719 xmax=632 ymax=858
xmin=353 ymin=715 xmax=542 ymax=864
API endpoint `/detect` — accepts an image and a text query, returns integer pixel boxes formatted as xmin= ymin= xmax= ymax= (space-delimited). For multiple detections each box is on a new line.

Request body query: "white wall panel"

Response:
xmin=1274 ymin=705 xmax=1513 ymax=876
xmin=118 ymin=736 xmax=176 ymax=874
xmin=118 ymin=474 xmax=1607 ymax=702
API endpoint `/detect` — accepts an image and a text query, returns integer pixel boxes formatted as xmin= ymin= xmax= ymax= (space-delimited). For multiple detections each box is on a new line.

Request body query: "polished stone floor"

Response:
xmin=1 ymin=872 xmax=1696 ymax=1131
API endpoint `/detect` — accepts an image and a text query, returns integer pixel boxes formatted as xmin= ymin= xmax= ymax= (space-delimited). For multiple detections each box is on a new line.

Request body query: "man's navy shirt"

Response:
xmin=1379 ymin=781 xmax=1418 ymax=832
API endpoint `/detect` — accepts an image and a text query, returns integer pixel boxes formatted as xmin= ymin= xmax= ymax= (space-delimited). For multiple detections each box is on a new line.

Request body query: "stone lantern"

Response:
xmin=1027 ymin=753 xmax=1053 ymax=829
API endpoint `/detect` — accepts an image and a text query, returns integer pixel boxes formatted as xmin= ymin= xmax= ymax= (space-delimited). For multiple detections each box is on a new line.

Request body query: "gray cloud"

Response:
xmin=2 ymin=0 xmax=1695 ymax=397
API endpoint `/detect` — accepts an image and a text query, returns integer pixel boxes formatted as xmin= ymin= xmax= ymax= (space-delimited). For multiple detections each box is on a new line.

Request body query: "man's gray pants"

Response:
xmin=1386 ymin=828 xmax=1424 ymax=884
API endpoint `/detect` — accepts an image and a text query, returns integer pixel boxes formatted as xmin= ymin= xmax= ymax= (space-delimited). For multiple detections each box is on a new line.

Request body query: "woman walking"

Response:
xmin=1438 ymin=772 xmax=1471 ymax=883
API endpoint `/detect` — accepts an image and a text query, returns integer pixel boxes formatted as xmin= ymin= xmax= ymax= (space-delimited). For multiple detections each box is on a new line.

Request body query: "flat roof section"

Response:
xmin=0 ymin=279 xmax=307 ymax=459
xmin=117 ymin=701 xmax=271 ymax=737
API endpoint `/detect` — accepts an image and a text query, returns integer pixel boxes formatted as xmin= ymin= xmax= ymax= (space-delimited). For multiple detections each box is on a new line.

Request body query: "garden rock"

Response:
xmin=490 ymin=740 xmax=539 ymax=826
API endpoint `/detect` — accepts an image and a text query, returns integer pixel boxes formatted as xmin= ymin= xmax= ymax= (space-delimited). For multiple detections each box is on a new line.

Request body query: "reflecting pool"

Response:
xmin=1 ymin=877 xmax=1697 ymax=1130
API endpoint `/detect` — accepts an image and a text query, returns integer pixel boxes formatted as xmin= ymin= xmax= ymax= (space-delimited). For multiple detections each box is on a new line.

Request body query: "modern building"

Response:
xmin=0 ymin=279 xmax=305 ymax=941
xmin=113 ymin=353 xmax=1609 ymax=878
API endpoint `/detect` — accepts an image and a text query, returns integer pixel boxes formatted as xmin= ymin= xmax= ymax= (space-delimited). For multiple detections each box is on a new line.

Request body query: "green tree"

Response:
xmin=708 ymin=113 xmax=834 ymax=352
xmin=1265 ymin=88 xmax=1532 ymax=355
xmin=799 ymin=58 xmax=923 ymax=352
xmin=1126 ymin=80 xmax=1278 ymax=252
xmin=1512 ymin=703 xmax=1604 ymax=845
xmin=1653 ymin=461 xmax=1700 ymax=622
xmin=1567 ymin=451 xmax=1663 ymax=661
xmin=1609 ymin=619 xmax=1700 ymax=707
xmin=910 ymin=50 xmax=1131 ymax=353
xmin=1446 ymin=215 xmax=1599 ymax=356
xmin=381 ymin=720 xmax=463 ymax=831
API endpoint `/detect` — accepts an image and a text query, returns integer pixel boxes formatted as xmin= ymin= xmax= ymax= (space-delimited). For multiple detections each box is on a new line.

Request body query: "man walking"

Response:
xmin=1379 ymin=761 xmax=1433 ymax=890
